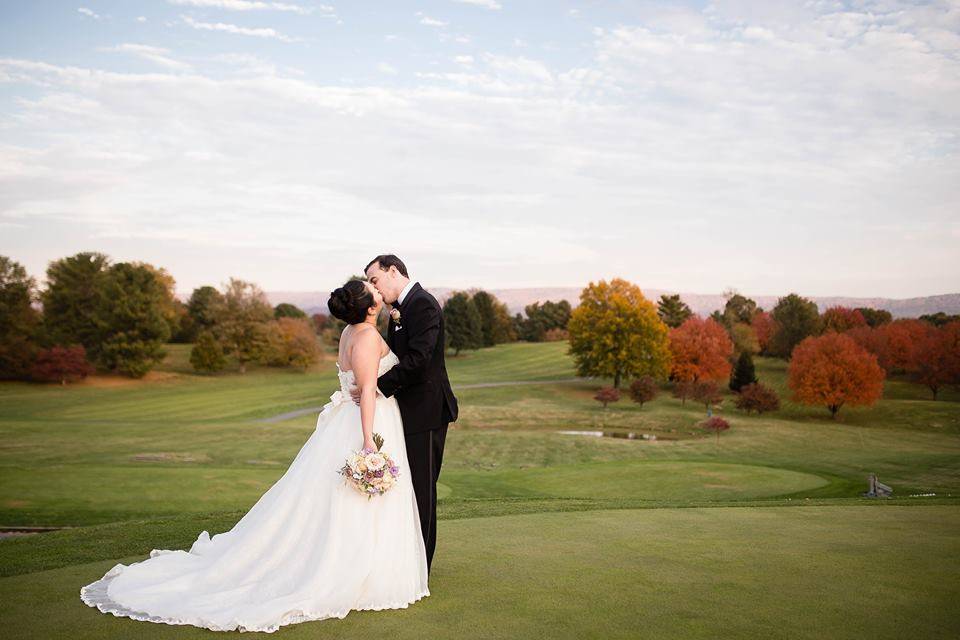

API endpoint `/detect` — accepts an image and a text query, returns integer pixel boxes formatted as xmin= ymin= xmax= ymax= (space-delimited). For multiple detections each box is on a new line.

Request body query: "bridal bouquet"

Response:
xmin=338 ymin=433 xmax=401 ymax=499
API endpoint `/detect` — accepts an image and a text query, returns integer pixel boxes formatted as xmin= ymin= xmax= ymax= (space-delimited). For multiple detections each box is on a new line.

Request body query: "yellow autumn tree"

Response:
xmin=568 ymin=278 xmax=672 ymax=388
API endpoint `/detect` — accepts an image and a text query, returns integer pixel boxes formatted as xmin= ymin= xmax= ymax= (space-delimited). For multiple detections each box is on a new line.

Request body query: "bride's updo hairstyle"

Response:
xmin=328 ymin=280 xmax=374 ymax=325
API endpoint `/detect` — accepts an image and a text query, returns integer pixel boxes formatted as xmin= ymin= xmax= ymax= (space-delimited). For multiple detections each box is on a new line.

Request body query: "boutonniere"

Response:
xmin=389 ymin=307 xmax=401 ymax=324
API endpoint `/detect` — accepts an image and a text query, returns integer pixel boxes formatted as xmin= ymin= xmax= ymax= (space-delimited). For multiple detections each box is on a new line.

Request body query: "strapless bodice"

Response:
xmin=336 ymin=351 xmax=399 ymax=395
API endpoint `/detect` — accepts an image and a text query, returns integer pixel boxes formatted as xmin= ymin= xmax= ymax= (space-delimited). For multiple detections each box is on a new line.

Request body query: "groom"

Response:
xmin=351 ymin=254 xmax=458 ymax=574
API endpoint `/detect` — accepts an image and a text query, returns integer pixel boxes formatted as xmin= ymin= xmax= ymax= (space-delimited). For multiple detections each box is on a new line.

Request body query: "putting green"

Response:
xmin=441 ymin=461 xmax=829 ymax=501
xmin=2 ymin=505 xmax=957 ymax=639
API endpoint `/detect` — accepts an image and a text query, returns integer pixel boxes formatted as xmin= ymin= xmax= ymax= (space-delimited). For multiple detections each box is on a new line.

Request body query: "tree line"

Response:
xmin=0 ymin=253 xmax=321 ymax=382
xmin=565 ymin=279 xmax=960 ymax=420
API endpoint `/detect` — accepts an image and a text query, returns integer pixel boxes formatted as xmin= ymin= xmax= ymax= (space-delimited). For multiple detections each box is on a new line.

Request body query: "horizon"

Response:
xmin=2 ymin=1 xmax=959 ymax=298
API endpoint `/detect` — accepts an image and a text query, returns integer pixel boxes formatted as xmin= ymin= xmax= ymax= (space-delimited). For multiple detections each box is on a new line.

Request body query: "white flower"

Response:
xmin=389 ymin=307 xmax=401 ymax=323
xmin=365 ymin=453 xmax=386 ymax=471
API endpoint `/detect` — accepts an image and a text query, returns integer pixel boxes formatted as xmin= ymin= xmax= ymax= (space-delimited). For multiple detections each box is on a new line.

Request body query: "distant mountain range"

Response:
xmin=177 ymin=287 xmax=960 ymax=319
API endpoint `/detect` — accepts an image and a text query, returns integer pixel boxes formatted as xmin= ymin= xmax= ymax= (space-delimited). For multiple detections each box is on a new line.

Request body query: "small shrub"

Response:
xmin=628 ymin=376 xmax=658 ymax=408
xmin=698 ymin=416 xmax=730 ymax=444
xmin=671 ymin=379 xmax=693 ymax=404
xmin=594 ymin=387 xmax=621 ymax=408
xmin=735 ymin=382 xmax=780 ymax=414
xmin=190 ymin=331 xmax=227 ymax=373
xmin=690 ymin=380 xmax=722 ymax=413
xmin=30 ymin=344 xmax=94 ymax=385
xmin=543 ymin=327 xmax=569 ymax=342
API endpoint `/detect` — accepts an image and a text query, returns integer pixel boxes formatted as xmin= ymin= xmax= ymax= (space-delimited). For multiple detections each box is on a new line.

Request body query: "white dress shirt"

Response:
xmin=397 ymin=280 xmax=417 ymax=306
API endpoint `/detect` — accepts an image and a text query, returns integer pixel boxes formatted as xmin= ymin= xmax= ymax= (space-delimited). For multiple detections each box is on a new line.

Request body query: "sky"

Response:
xmin=1 ymin=0 xmax=958 ymax=299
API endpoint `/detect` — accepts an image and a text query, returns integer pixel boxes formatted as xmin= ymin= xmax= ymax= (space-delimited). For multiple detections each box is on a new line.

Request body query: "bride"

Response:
xmin=80 ymin=279 xmax=430 ymax=633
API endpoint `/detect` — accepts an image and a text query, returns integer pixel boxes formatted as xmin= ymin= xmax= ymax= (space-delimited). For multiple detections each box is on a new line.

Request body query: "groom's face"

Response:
xmin=365 ymin=263 xmax=403 ymax=305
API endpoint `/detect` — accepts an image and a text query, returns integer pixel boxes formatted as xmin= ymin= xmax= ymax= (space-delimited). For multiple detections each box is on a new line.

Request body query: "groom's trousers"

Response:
xmin=404 ymin=424 xmax=448 ymax=574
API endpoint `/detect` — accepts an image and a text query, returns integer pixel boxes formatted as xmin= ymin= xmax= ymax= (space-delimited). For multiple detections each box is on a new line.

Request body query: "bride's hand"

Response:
xmin=362 ymin=437 xmax=377 ymax=452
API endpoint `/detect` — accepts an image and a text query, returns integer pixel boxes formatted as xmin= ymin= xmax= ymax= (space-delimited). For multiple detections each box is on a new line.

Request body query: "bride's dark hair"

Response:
xmin=328 ymin=280 xmax=375 ymax=325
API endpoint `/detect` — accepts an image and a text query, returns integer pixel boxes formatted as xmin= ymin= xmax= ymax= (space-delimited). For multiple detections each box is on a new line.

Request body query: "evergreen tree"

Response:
xmin=729 ymin=350 xmax=758 ymax=392
xmin=657 ymin=294 xmax=692 ymax=328
xmin=443 ymin=291 xmax=483 ymax=355
xmin=97 ymin=262 xmax=173 ymax=378
xmin=0 ymin=256 xmax=41 ymax=380
xmin=40 ymin=252 xmax=112 ymax=363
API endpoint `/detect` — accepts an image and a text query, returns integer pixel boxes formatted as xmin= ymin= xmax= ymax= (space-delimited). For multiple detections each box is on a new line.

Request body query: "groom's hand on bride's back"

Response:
xmin=349 ymin=384 xmax=361 ymax=405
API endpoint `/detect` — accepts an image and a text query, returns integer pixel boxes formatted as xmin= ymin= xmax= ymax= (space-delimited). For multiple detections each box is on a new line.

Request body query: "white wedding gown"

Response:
xmin=80 ymin=351 xmax=430 ymax=633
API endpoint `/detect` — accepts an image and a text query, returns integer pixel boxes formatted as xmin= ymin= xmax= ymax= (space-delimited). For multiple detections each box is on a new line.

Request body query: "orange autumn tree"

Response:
xmin=912 ymin=321 xmax=960 ymax=400
xmin=787 ymin=333 xmax=885 ymax=419
xmin=668 ymin=316 xmax=734 ymax=383
xmin=750 ymin=310 xmax=777 ymax=355
xmin=568 ymin=278 xmax=671 ymax=388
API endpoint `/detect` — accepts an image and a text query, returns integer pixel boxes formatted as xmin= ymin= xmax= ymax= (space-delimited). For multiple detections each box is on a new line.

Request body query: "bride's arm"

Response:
xmin=350 ymin=330 xmax=381 ymax=450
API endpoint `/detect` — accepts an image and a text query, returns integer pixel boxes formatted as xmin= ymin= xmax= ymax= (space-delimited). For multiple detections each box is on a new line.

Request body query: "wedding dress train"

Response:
xmin=80 ymin=351 xmax=430 ymax=633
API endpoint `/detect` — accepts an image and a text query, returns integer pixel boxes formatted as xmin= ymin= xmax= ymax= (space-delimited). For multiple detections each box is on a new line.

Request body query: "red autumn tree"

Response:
xmin=750 ymin=310 xmax=777 ymax=355
xmin=846 ymin=325 xmax=886 ymax=364
xmin=628 ymin=376 xmax=658 ymax=408
xmin=30 ymin=344 xmax=94 ymax=385
xmin=878 ymin=319 xmax=929 ymax=373
xmin=594 ymin=386 xmax=621 ymax=409
xmin=698 ymin=416 xmax=730 ymax=444
xmin=669 ymin=316 xmax=734 ymax=384
xmin=912 ymin=321 xmax=960 ymax=400
xmin=787 ymin=333 xmax=885 ymax=419
xmin=821 ymin=306 xmax=867 ymax=333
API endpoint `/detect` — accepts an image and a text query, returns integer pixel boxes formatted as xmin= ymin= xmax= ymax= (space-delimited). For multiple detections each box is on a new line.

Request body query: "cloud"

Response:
xmin=453 ymin=0 xmax=501 ymax=10
xmin=180 ymin=14 xmax=298 ymax=42
xmin=166 ymin=0 xmax=315 ymax=14
xmin=3 ymin=0 xmax=959 ymax=295
xmin=136 ymin=16 xmax=147 ymax=23
xmin=100 ymin=44 xmax=190 ymax=70
xmin=419 ymin=16 xmax=448 ymax=28
xmin=77 ymin=7 xmax=101 ymax=20
xmin=377 ymin=62 xmax=398 ymax=75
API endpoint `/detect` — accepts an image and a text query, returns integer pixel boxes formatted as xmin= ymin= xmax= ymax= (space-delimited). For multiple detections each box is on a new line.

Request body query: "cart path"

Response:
xmin=256 ymin=378 xmax=585 ymax=424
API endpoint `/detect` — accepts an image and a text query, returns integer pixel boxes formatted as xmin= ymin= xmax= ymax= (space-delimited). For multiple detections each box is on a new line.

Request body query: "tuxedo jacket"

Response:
xmin=378 ymin=282 xmax=459 ymax=434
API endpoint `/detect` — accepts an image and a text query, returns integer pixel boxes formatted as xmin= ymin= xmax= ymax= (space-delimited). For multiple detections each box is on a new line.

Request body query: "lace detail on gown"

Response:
xmin=80 ymin=348 xmax=429 ymax=633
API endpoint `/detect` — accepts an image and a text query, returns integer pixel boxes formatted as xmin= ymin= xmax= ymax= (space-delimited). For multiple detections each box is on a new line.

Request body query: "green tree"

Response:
xmin=769 ymin=293 xmax=822 ymax=359
xmin=472 ymin=290 xmax=516 ymax=346
xmin=721 ymin=290 xmax=758 ymax=327
xmin=187 ymin=286 xmax=225 ymax=336
xmin=274 ymin=302 xmax=307 ymax=319
xmin=568 ymin=278 xmax=671 ymax=389
xmin=0 ymin=256 xmax=41 ymax=379
xmin=190 ymin=331 xmax=227 ymax=373
xmin=97 ymin=262 xmax=173 ymax=377
xmin=214 ymin=278 xmax=274 ymax=373
xmin=729 ymin=350 xmax=758 ymax=392
xmin=443 ymin=291 xmax=483 ymax=355
xmin=40 ymin=252 xmax=112 ymax=363
xmin=657 ymin=294 xmax=692 ymax=328
xmin=855 ymin=307 xmax=893 ymax=328
xmin=518 ymin=300 xmax=571 ymax=341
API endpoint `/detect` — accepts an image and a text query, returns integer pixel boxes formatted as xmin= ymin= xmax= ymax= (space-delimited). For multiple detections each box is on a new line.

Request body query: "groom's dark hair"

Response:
xmin=365 ymin=254 xmax=408 ymax=278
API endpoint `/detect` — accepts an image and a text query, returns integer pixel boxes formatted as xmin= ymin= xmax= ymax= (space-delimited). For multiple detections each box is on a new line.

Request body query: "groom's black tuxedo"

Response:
xmin=377 ymin=281 xmax=458 ymax=573
xmin=378 ymin=282 xmax=458 ymax=432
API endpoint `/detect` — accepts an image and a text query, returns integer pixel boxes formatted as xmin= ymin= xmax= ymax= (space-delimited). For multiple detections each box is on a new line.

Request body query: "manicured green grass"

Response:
xmin=1 ymin=340 xmax=958 ymax=638
xmin=2 ymin=506 xmax=958 ymax=639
